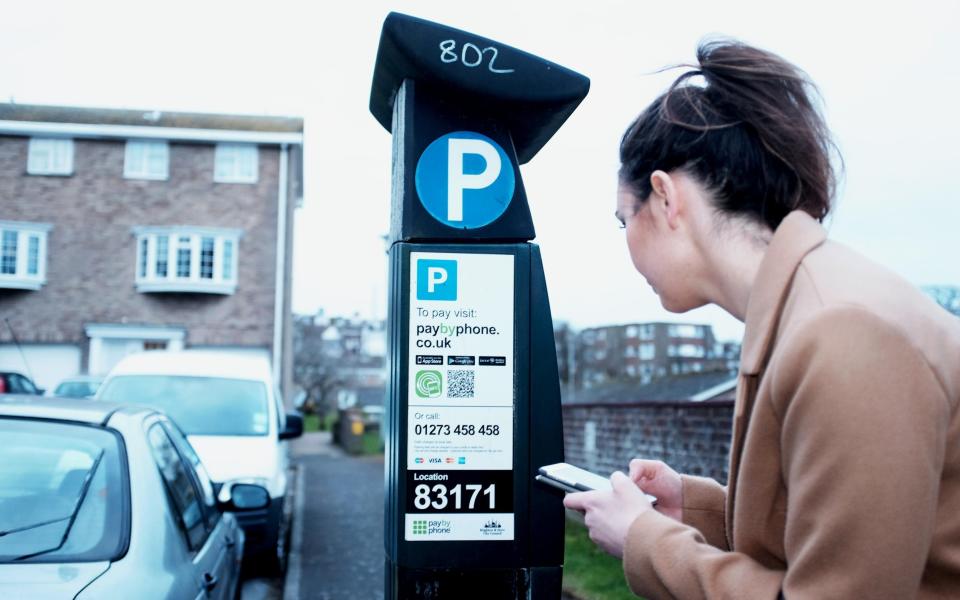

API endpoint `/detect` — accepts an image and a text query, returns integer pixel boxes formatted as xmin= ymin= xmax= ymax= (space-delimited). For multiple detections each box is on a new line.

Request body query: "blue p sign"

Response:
xmin=416 ymin=259 xmax=457 ymax=301
xmin=415 ymin=131 xmax=515 ymax=229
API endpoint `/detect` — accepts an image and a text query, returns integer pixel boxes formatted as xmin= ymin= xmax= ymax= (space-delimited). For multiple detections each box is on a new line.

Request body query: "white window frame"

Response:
xmin=133 ymin=226 xmax=242 ymax=295
xmin=0 ymin=221 xmax=52 ymax=290
xmin=124 ymin=140 xmax=169 ymax=180
xmin=27 ymin=138 xmax=74 ymax=175
xmin=214 ymin=143 xmax=258 ymax=184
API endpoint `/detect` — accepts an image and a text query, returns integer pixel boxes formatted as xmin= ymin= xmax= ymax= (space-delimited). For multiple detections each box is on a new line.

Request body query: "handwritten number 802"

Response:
xmin=439 ymin=40 xmax=515 ymax=74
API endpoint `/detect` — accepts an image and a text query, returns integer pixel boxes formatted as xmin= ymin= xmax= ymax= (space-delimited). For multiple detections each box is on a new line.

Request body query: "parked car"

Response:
xmin=0 ymin=395 xmax=265 ymax=599
xmin=0 ymin=371 xmax=43 ymax=395
xmin=52 ymin=375 xmax=104 ymax=398
xmin=97 ymin=350 xmax=303 ymax=575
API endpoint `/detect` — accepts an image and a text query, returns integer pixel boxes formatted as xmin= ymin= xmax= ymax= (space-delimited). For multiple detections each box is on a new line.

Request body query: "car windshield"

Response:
xmin=99 ymin=375 xmax=270 ymax=436
xmin=55 ymin=381 xmax=100 ymax=398
xmin=0 ymin=418 xmax=127 ymax=563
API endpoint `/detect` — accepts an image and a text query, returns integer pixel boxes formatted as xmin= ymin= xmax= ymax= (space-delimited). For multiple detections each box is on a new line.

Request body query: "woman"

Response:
xmin=564 ymin=40 xmax=960 ymax=599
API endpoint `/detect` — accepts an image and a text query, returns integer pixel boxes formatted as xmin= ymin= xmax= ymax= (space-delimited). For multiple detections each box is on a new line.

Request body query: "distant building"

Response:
xmin=293 ymin=313 xmax=386 ymax=413
xmin=923 ymin=285 xmax=960 ymax=317
xmin=576 ymin=322 xmax=731 ymax=389
xmin=0 ymin=103 xmax=303 ymax=400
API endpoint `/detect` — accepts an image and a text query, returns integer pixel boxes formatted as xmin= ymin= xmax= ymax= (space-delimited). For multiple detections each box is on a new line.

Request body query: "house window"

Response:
xmin=125 ymin=140 xmax=169 ymax=180
xmin=625 ymin=325 xmax=638 ymax=338
xmin=176 ymin=236 xmax=191 ymax=278
xmin=26 ymin=235 xmax=39 ymax=275
xmin=156 ymin=235 xmax=168 ymax=277
xmin=134 ymin=226 xmax=241 ymax=295
xmin=1 ymin=231 xmax=16 ymax=274
xmin=639 ymin=343 xmax=655 ymax=360
xmin=222 ymin=239 xmax=233 ymax=280
xmin=214 ymin=143 xmax=258 ymax=183
xmin=27 ymin=138 xmax=74 ymax=175
xmin=200 ymin=237 xmax=214 ymax=279
xmin=138 ymin=237 xmax=148 ymax=278
xmin=0 ymin=221 xmax=52 ymax=290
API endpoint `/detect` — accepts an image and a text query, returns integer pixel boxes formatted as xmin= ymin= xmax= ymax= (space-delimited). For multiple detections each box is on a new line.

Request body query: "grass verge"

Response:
xmin=563 ymin=516 xmax=641 ymax=600
xmin=302 ymin=413 xmax=321 ymax=432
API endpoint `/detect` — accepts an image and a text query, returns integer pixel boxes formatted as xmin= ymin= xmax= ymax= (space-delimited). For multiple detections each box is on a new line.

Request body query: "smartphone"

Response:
xmin=536 ymin=462 xmax=658 ymax=505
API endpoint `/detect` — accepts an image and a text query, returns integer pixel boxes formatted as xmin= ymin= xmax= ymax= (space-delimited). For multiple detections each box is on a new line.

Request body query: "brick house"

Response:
xmin=0 ymin=103 xmax=303 ymax=401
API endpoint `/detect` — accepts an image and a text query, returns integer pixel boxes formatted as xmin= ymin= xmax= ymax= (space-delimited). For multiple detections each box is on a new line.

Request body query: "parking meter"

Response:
xmin=370 ymin=13 xmax=589 ymax=599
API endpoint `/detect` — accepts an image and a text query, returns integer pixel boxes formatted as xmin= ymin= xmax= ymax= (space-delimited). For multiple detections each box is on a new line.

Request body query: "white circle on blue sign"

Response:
xmin=415 ymin=131 xmax=515 ymax=229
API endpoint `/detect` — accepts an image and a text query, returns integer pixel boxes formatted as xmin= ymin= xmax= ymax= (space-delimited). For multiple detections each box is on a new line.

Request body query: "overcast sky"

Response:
xmin=2 ymin=0 xmax=957 ymax=341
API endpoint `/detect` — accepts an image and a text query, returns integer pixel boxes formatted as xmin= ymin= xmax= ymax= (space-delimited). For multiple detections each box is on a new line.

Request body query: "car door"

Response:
xmin=161 ymin=420 xmax=242 ymax=598
xmin=146 ymin=422 xmax=234 ymax=600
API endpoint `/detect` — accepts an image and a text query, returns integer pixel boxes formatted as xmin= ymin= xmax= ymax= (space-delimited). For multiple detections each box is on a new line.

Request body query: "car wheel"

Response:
xmin=259 ymin=509 xmax=290 ymax=578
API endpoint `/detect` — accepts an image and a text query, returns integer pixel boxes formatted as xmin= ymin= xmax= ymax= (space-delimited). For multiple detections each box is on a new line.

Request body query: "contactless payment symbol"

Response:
xmin=415 ymin=370 xmax=443 ymax=399
xmin=415 ymin=131 xmax=515 ymax=229
xmin=417 ymin=259 xmax=457 ymax=301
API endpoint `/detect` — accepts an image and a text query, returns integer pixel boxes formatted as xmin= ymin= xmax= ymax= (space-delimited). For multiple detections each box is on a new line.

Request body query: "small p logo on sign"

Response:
xmin=416 ymin=259 xmax=457 ymax=301
xmin=415 ymin=131 xmax=515 ymax=229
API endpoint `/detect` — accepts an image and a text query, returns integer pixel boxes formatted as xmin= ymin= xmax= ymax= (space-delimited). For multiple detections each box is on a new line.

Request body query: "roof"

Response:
xmin=0 ymin=103 xmax=303 ymax=145
xmin=104 ymin=350 xmax=273 ymax=383
xmin=568 ymin=370 xmax=738 ymax=405
xmin=0 ymin=394 xmax=149 ymax=425
xmin=0 ymin=103 xmax=302 ymax=133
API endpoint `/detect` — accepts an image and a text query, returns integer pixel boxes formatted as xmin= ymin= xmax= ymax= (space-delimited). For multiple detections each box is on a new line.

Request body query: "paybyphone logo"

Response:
xmin=415 ymin=131 xmax=515 ymax=229
xmin=414 ymin=370 xmax=443 ymax=399
xmin=412 ymin=520 xmax=428 ymax=535
xmin=416 ymin=259 xmax=457 ymax=301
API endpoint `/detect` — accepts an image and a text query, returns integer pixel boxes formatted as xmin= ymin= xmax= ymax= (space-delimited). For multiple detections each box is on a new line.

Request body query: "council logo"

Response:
xmin=414 ymin=131 xmax=515 ymax=230
xmin=414 ymin=370 xmax=443 ymax=398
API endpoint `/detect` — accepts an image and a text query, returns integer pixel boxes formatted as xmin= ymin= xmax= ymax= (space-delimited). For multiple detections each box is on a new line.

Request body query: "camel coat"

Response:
xmin=622 ymin=211 xmax=960 ymax=599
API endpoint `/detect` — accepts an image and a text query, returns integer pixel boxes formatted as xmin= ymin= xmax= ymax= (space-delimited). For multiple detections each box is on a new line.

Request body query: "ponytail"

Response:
xmin=619 ymin=39 xmax=840 ymax=229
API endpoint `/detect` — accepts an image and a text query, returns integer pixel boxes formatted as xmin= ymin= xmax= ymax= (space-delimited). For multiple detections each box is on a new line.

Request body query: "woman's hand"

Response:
xmin=629 ymin=459 xmax=683 ymax=522
xmin=563 ymin=471 xmax=654 ymax=559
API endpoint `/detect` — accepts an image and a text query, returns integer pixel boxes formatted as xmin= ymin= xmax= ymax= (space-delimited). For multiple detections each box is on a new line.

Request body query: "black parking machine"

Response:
xmin=370 ymin=12 xmax=589 ymax=599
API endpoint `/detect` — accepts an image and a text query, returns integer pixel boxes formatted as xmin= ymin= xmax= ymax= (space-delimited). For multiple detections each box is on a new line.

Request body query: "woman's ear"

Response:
xmin=649 ymin=170 xmax=683 ymax=230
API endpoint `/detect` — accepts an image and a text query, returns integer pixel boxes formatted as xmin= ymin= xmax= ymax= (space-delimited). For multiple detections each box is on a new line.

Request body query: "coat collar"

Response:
xmin=740 ymin=211 xmax=828 ymax=375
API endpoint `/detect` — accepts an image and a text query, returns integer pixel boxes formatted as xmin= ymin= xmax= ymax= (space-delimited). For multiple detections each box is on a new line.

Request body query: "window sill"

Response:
xmin=124 ymin=174 xmax=169 ymax=181
xmin=136 ymin=280 xmax=236 ymax=295
xmin=25 ymin=171 xmax=74 ymax=177
xmin=0 ymin=278 xmax=45 ymax=291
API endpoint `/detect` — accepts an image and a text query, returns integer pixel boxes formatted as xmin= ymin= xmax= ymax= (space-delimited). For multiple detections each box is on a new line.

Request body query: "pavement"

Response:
xmin=285 ymin=431 xmax=386 ymax=600
xmin=247 ymin=431 xmax=579 ymax=600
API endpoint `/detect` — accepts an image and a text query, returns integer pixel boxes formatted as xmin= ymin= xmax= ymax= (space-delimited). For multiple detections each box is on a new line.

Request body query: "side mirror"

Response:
xmin=227 ymin=483 xmax=270 ymax=510
xmin=279 ymin=413 xmax=303 ymax=440
xmin=35 ymin=388 xmax=45 ymax=395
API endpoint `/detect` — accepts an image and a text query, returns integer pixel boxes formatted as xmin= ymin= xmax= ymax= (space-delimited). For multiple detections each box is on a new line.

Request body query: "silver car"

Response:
xmin=0 ymin=396 xmax=269 ymax=599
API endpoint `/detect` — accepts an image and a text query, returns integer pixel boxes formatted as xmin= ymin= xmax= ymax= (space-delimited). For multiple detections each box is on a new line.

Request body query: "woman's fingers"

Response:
xmin=563 ymin=490 xmax=595 ymax=512
xmin=629 ymin=458 xmax=662 ymax=482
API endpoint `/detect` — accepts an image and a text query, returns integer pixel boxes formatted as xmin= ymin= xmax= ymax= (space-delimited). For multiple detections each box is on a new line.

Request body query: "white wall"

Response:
xmin=0 ymin=344 xmax=81 ymax=392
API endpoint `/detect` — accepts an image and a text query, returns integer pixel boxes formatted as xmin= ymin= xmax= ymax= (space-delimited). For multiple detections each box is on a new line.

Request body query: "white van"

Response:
xmin=97 ymin=350 xmax=302 ymax=575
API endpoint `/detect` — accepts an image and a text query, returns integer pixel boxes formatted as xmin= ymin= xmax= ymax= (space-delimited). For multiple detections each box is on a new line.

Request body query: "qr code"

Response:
xmin=447 ymin=369 xmax=475 ymax=398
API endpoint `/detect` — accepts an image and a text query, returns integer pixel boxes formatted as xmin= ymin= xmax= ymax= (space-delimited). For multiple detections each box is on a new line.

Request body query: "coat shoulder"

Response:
xmin=776 ymin=240 xmax=960 ymax=404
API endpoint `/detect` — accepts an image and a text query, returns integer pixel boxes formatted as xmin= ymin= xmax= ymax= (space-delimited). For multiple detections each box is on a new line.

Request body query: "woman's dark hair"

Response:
xmin=619 ymin=39 xmax=840 ymax=230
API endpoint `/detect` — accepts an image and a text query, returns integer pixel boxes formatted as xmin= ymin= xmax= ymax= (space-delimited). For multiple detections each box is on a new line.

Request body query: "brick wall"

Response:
xmin=0 ymin=137 xmax=280 ymax=351
xmin=562 ymin=400 xmax=734 ymax=484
